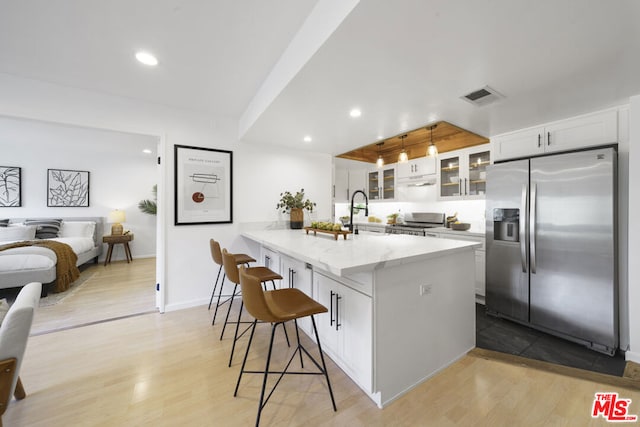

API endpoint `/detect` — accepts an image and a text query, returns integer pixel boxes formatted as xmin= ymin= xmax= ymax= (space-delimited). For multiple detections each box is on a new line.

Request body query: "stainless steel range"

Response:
xmin=385 ymin=212 xmax=445 ymax=236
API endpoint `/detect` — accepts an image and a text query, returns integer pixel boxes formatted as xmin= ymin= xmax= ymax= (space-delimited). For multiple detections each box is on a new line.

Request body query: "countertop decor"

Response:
xmin=276 ymin=188 xmax=316 ymax=229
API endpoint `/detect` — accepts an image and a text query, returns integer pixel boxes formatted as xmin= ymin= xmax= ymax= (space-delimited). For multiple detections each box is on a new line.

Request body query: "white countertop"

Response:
xmin=242 ymin=229 xmax=480 ymax=276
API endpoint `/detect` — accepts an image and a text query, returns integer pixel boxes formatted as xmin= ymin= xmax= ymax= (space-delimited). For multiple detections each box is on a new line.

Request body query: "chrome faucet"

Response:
xmin=349 ymin=190 xmax=369 ymax=233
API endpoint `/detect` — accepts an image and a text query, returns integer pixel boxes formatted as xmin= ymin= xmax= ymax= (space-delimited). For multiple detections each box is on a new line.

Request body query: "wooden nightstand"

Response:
xmin=102 ymin=233 xmax=134 ymax=266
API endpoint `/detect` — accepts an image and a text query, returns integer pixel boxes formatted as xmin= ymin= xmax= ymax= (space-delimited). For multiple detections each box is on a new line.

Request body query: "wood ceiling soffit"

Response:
xmin=336 ymin=121 xmax=488 ymax=164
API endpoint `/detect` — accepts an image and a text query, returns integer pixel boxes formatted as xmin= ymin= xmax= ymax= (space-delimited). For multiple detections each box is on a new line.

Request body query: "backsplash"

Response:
xmin=334 ymin=184 xmax=486 ymax=229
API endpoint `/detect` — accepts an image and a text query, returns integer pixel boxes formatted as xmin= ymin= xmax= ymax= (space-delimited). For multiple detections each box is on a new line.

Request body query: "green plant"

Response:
xmin=276 ymin=188 xmax=316 ymax=213
xmin=138 ymin=185 xmax=157 ymax=215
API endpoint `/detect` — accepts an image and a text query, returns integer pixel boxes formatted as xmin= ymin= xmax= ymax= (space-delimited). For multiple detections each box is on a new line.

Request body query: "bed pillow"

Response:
xmin=59 ymin=221 xmax=96 ymax=238
xmin=24 ymin=218 xmax=62 ymax=239
xmin=0 ymin=225 xmax=37 ymax=242
xmin=0 ymin=219 xmax=9 ymax=227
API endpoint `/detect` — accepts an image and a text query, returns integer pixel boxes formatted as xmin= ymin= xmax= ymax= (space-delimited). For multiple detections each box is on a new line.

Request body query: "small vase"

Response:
xmin=290 ymin=208 xmax=304 ymax=229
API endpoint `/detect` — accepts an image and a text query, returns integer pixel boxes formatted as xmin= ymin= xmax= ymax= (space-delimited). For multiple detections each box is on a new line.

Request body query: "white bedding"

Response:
xmin=0 ymin=237 xmax=94 ymax=258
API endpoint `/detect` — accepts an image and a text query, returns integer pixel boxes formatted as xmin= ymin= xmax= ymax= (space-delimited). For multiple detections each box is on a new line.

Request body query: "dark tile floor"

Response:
xmin=475 ymin=303 xmax=627 ymax=377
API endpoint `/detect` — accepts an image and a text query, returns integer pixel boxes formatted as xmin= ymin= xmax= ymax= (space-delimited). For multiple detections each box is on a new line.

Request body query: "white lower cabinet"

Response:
xmin=260 ymin=246 xmax=281 ymax=287
xmin=313 ymin=271 xmax=372 ymax=391
xmin=433 ymin=232 xmax=486 ymax=298
xmin=281 ymin=254 xmax=313 ymax=333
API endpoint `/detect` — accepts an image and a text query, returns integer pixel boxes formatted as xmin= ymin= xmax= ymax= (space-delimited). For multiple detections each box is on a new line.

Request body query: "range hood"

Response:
xmin=397 ymin=174 xmax=437 ymax=187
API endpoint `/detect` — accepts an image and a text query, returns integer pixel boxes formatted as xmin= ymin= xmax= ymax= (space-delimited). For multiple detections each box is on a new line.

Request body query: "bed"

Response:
xmin=0 ymin=217 xmax=104 ymax=295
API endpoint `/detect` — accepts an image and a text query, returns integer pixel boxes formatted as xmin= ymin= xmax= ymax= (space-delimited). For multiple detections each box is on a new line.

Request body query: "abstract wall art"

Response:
xmin=0 ymin=166 xmax=21 ymax=207
xmin=47 ymin=168 xmax=90 ymax=207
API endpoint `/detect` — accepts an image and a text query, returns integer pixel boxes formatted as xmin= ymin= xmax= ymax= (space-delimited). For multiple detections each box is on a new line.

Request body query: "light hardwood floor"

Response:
xmin=5 ymin=259 xmax=640 ymax=426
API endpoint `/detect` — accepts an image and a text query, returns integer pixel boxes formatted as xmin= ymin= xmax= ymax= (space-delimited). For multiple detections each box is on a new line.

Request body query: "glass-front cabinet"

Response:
xmin=368 ymin=166 xmax=395 ymax=200
xmin=438 ymin=144 xmax=490 ymax=200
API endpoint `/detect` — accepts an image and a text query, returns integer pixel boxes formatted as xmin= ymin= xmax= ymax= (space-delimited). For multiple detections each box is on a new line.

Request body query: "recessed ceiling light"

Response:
xmin=135 ymin=51 xmax=158 ymax=66
xmin=349 ymin=109 xmax=362 ymax=118
xmin=142 ymin=149 xmax=152 ymax=154
xmin=303 ymin=136 xmax=312 ymax=142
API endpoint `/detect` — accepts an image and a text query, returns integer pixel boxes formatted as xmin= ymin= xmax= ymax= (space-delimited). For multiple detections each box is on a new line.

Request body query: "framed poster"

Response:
xmin=47 ymin=169 xmax=90 ymax=207
xmin=174 ymin=144 xmax=232 ymax=225
xmin=0 ymin=166 xmax=21 ymax=207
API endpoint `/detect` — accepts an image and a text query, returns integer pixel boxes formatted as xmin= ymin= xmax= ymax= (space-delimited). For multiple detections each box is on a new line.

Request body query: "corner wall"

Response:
xmin=627 ymin=95 xmax=640 ymax=363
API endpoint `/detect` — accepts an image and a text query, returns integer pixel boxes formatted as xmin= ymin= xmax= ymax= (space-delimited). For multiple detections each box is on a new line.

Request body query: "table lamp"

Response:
xmin=108 ymin=209 xmax=126 ymax=235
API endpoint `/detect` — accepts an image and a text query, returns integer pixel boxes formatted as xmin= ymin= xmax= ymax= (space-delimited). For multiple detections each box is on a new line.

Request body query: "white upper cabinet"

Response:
xmin=438 ymin=144 xmax=491 ymax=200
xmin=396 ymin=156 xmax=437 ymax=184
xmin=334 ymin=160 xmax=368 ymax=202
xmin=367 ymin=166 xmax=395 ymax=201
xmin=492 ymin=109 xmax=618 ymax=161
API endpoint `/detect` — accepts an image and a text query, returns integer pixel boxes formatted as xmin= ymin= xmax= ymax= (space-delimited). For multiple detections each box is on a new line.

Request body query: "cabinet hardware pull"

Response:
xmin=335 ymin=294 xmax=342 ymax=331
xmin=291 ymin=269 xmax=296 ymax=288
xmin=538 ymin=134 xmax=541 ymax=148
xmin=330 ymin=290 xmax=335 ymax=326
xmin=547 ymin=131 xmax=551 ymax=146
xmin=465 ymin=178 xmax=468 ymax=195
xmin=333 ymin=185 xmax=335 ymax=198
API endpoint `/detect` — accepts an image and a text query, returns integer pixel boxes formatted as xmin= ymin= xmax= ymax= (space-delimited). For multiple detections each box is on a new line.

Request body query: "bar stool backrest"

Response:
xmin=210 ymin=239 xmax=223 ymax=266
xmin=238 ymin=266 xmax=279 ymax=323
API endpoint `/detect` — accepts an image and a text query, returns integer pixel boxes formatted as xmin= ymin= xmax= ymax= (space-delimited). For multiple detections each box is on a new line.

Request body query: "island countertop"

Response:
xmin=242 ymin=229 xmax=480 ymax=276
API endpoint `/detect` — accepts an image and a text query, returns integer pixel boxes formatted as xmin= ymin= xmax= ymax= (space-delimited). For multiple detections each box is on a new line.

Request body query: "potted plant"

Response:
xmin=276 ymin=188 xmax=316 ymax=229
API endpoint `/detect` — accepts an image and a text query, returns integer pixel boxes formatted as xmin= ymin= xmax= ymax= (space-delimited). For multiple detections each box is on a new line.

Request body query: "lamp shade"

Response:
xmin=108 ymin=209 xmax=126 ymax=235
xmin=109 ymin=210 xmax=126 ymax=223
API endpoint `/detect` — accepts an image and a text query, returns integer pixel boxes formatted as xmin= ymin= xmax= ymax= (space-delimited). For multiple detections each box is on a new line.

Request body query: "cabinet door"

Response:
xmin=282 ymin=255 xmax=313 ymax=333
xmin=492 ymin=127 xmax=545 ymax=161
xmin=312 ymin=274 xmax=340 ymax=354
xmin=381 ymin=167 xmax=395 ymax=200
xmin=348 ymin=169 xmax=367 ymax=200
xmin=338 ymin=284 xmax=372 ymax=389
xmin=438 ymin=154 xmax=462 ymax=199
xmin=465 ymin=148 xmax=490 ymax=197
xmin=544 ymin=110 xmax=617 ymax=154
xmin=367 ymin=171 xmax=380 ymax=200
xmin=260 ymin=246 xmax=281 ymax=287
xmin=334 ymin=168 xmax=349 ymax=202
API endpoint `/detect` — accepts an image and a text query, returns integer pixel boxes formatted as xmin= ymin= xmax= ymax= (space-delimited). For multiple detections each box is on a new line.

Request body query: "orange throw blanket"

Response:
xmin=0 ymin=240 xmax=80 ymax=293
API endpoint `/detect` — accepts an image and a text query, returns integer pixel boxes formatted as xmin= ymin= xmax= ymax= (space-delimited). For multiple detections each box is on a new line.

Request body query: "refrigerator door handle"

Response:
xmin=520 ymin=184 xmax=528 ymax=272
xmin=530 ymin=182 xmax=537 ymax=274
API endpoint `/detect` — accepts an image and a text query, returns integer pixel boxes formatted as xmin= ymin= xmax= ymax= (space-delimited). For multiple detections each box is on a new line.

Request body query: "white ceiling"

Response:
xmin=2 ymin=1 xmax=639 ymax=157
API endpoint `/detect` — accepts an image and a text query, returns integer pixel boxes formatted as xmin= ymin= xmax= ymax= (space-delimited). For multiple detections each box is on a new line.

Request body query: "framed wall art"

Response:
xmin=0 ymin=166 xmax=21 ymax=207
xmin=47 ymin=169 xmax=90 ymax=207
xmin=174 ymin=144 xmax=232 ymax=225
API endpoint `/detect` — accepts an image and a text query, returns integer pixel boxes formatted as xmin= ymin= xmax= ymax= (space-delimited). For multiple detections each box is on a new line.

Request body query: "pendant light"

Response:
xmin=398 ymin=134 xmax=409 ymax=163
xmin=427 ymin=124 xmax=438 ymax=158
xmin=376 ymin=142 xmax=385 ymax=168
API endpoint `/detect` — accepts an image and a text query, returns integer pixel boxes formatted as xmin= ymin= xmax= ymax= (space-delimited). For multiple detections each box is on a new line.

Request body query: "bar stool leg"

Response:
xmin=256 ymin=324 xmax=278 ymax=427
xmin=212 ymin=273 xmax=227 ymax=325
xmin=220 ymin=284 xmax=239 ymax=340
xmin=311 ymin=315 xmax=337 ymax=412
xmin=293 ymin=319 xmax=304 ymax=368
xmin=235 ymin=319 xmax=257 ymax=397
xmin=208 ymin=264 xmax=223 ymax=310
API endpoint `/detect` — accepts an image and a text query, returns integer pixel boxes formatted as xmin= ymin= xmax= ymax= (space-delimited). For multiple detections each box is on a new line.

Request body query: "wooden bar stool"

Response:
xmin=221 ymin=249 xmax=288 ymax=367
xmin=208 ymin=239 xmax=255 ymax=326
xmin=235 ymin=267 xmax=337 ymax=426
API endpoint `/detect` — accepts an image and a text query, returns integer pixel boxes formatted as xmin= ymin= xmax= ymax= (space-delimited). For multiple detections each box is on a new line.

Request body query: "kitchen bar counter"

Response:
xmin=242 ymin=229 xmax=479 ymax=408
xmin=242 ymin=229 xmax=479 ymax=277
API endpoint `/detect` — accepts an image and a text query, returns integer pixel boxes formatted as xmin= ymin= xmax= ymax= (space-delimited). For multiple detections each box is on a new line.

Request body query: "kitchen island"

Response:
xmin=242 ymin=229 xmax=480 ymax=407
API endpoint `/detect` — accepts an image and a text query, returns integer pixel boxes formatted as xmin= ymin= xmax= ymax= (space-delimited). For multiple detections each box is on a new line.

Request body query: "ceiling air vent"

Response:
xmin=460 ymin=85 xmax=504 ymax=107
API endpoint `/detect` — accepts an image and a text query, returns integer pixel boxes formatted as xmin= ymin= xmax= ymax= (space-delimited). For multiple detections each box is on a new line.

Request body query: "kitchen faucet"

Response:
xmin=349 ymin=190 xmax=369 ymax=233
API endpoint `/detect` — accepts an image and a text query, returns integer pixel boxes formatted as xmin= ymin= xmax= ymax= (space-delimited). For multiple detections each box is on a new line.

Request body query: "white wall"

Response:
xmin=627 ymin=95 xmax=640 ymax=363
xmin=0 ymin=73 xmax=333 ymax=312
xmin=0 ymin=115 xmax=158 ymax=260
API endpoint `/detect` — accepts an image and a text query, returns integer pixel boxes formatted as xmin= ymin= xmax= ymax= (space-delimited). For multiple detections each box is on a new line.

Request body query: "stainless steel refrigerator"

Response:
xmin=485 ymin=147 xmax=617 ymax=354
